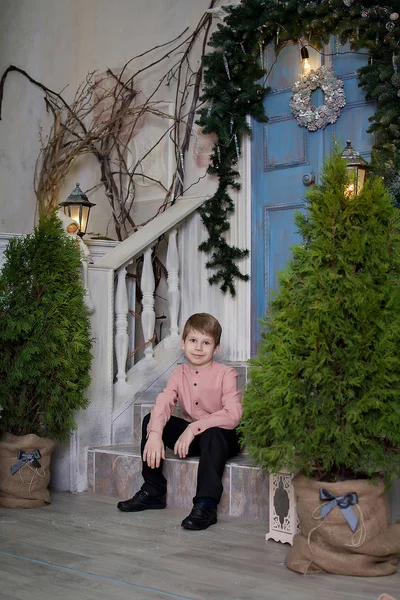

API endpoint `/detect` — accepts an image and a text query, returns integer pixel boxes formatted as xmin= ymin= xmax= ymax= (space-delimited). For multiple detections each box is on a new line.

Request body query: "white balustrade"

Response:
xmin=92 ymin=197 xmax=206 ymax=393
xmin=164 ymin=228 xmax=180 ymax=349
xmin=138 ymin=246 xmax=157 ymax=370
xmin=114 ymin=265 xmax=129 ymax=385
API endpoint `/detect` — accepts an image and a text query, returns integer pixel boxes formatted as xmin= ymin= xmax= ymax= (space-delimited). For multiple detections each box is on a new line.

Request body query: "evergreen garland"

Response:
xmin=0 ymin=213 xmax=93 ymax=441
xmin=198 ymin=0 xmax=400 ymax=294
xmin=240 ymin=147 xmax=400 ymax=484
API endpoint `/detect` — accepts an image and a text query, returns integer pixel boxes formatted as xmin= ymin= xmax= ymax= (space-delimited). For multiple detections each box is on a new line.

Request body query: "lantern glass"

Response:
xmin=63 ymin=204 xmax=90 ymax=235
xmin=344 ymin=165 xmax=368 ymax=197
xmin=357 ymin=167 xmax=367 ymax=193
xmin=345 ymin=166 xmax=357 ymax=197
xmin=341 ymin=141 xmax=369 ymax=197
xmin=58 ymin=183 xmax=95 ymax=237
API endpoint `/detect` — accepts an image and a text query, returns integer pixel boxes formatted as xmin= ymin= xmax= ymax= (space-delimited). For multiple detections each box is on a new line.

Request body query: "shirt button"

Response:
xmin=195 ymin=371 xmax=199 ymax=374
xmin=195 ymin=401 xmax=199 ymax=405
xmin=194 ymin=383 xmax=197 ymax=386
xmin=197 ymin=428 xmax=201 ymax=432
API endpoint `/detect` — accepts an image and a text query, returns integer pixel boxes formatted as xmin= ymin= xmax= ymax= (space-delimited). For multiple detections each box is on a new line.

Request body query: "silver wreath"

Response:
xmin=289 ymin=65 xmax=346 ymax=132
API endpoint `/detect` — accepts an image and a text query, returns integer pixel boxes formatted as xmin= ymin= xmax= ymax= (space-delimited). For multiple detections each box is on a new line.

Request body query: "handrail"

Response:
xmin=93 ymin=196 xmax=206 ymax=271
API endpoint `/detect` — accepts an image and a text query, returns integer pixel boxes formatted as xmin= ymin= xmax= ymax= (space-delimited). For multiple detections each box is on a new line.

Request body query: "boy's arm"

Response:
xmin=146 ymin=367 xmax=180 ymax=436
xmin=188 ymin=367 xmax=243 ymax=436
xmin=143 ymin=368 xmax=180 ymax=468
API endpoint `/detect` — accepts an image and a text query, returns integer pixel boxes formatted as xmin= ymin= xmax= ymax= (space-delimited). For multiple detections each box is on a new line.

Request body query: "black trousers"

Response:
xmin=140 ymin=413 xmax=241 ymax=504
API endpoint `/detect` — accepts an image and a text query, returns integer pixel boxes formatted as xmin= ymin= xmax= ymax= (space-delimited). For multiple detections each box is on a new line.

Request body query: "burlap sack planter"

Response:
xmin=0 ymin=433 xmax=55 ymax=508
xmin=286 ymin=473 xmax=400 ymax=576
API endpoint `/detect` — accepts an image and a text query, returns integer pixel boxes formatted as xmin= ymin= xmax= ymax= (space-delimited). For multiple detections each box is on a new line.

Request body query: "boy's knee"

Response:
xmin=201 ymin=427 xmax=227 ymax=446
xmin=201 ymin=427 xmax=240 ymax=454
xmin=202 ymin=427 xmax=223 ymax=438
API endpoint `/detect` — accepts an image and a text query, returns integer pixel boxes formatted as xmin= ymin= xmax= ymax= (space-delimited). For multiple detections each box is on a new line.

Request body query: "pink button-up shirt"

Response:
xmin=147 ymin=361 xmax=243 ymax=437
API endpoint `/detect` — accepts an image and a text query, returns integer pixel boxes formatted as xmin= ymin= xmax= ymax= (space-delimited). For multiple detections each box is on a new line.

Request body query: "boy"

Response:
xmin=117 ymin=313 xmax=243 ymax=530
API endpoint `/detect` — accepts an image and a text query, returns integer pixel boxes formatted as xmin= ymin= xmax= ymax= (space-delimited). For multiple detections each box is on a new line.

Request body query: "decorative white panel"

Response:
xmin=266 ymin=471 xmax=299 ymax=545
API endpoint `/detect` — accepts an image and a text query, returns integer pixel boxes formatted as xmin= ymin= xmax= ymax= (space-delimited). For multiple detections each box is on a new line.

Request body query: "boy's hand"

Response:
xmin=174 ymin=427 xmax=195 ymax=458
xmin=143 ymin=431 xmax=165 ymax=468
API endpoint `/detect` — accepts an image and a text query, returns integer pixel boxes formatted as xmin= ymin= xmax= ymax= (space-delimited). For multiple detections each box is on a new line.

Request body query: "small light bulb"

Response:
xmin=300 ymin=46 xmax=311 ymax=76
xmin=345 ymin=183 xmax=355 ymax=197
xmin=302 ymin=58 xmax=311 ymax=75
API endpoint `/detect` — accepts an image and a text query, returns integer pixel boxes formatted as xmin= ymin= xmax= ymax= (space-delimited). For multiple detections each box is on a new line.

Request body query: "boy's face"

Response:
xmin=181 ymin=328 xmax=219 ymax=369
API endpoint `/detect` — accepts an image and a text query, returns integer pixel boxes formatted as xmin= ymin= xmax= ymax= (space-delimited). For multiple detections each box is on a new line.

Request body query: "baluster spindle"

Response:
xmin=165 ymin=228 xmax=180 ymax=348
xmin=139 ymin=246 xmax=156 ymax=369
xmin=114 ymin=265 xmax=129 ymax=385
xmin=126 ymin=260 xmax=137 ymax=370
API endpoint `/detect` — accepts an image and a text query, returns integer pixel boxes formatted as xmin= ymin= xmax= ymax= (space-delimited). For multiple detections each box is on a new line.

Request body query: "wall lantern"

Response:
xmin=58 ymin=183 xmax=96 ymax=237
xmin=340 ymin=140 xmax=370 ymax=197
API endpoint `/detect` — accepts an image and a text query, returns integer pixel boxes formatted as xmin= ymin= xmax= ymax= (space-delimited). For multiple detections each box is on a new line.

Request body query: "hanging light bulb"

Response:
xmin=300 ymin=46 xmax=311 ymax=75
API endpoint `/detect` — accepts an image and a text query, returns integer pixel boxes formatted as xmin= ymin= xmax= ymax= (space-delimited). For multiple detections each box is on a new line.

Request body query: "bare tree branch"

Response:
xmin=0 ymin=2 xmax=217 ymax=240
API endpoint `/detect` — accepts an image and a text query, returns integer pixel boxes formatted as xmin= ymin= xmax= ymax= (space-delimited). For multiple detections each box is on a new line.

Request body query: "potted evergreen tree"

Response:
xmin=241 ymin=146 xmax=400 ymax=576
xmin=0 ymin=212 xmax=92 ymax=508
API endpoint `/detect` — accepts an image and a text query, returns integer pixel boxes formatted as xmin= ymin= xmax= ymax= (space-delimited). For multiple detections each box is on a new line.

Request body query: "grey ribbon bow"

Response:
xmin=319 ymin=488 xmax=359 ymax=532
xmin=11 ymin=449 xmax=41 ymax=475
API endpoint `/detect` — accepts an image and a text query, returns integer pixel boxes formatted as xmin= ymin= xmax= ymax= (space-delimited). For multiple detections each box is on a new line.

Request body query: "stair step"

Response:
xmin=88 ymin=443 xmax=269 ymax=520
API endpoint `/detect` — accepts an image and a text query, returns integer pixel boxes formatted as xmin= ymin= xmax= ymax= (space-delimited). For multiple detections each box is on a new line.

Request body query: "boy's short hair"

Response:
xmin=182 ymin=313 xmax=222 ymax=346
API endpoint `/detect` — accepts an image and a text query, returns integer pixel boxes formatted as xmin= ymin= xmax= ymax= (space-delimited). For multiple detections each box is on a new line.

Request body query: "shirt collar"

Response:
xmin=183 ymin=361 xmax=215 ymax=375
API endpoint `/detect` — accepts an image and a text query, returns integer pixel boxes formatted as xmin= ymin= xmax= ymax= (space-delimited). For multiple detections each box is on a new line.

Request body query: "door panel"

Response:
xmin=265 ymin=202 xmax=306 ymax=296
xmin=251 ymin=39 xmax=375 ymax=354
xmin=265 ymin=120 xmax=308 ymax=171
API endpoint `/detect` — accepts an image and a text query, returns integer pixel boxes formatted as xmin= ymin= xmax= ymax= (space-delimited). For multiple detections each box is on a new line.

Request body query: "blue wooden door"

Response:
xmin=251 ymin=40 xmax=375 ymax=354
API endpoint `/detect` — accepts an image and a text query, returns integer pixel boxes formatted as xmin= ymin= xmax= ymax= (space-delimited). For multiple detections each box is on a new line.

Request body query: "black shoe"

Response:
xmin=117 ymin=489 xmax=166 ymax=512
xmin=181 ymin=503 xmax=217 ymax=530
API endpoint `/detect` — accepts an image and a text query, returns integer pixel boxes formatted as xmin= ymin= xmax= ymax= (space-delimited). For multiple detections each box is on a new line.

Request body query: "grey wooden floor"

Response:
xmin=0 ymin=492 xmax=399 ymax=600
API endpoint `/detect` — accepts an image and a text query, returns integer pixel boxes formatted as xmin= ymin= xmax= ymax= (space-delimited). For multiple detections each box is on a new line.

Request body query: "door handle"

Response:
xmin=302 ymin=172 xmax=315 ymax=186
